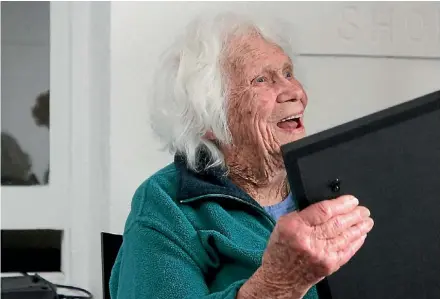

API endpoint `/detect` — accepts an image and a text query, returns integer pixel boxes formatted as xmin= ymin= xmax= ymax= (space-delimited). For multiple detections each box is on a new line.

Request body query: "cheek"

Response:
xmin=239 ymin=89 xmax=275 ymax=124
xmin=228 ymin=89 xmax=255 ymax=121
xmin=254 ymin=88 xmax=277 ymax=118
xmin=226 ymin=94 xmax=258 ymax=142
xmin=227 ymin=88 xmax=277 ymax=140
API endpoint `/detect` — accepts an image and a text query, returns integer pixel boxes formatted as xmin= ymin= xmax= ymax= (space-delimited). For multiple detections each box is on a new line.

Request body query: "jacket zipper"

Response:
xmin=180 ymin=194 xmax=276 ymax=227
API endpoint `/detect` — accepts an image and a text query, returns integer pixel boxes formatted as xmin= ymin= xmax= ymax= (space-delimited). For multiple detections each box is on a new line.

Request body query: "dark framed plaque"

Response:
xmin=281 ymin=90 xmax=440 ymax=299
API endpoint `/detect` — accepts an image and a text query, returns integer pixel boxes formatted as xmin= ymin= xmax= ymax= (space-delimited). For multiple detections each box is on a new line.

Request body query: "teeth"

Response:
xmin=281 ymin=113 xmax=302 ymax=122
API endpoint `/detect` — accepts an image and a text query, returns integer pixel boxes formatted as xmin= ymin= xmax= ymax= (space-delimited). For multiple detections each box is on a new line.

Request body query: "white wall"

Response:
xmin=1 ymin=1 xmax=50 ymax=182
xmin=109 ymin=1 xmax=440 ymax=234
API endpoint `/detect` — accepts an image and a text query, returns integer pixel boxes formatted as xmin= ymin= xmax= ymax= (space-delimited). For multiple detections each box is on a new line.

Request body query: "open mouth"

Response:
xmin=277 ymin=113 xmax=303 ymax=130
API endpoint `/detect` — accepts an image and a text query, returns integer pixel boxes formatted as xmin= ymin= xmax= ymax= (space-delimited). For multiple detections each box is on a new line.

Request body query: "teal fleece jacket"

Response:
xmin=110 ymin=154 xmax=319 ymax=299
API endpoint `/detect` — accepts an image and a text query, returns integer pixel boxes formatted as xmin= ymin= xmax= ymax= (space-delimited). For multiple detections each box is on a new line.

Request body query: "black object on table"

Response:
xmin=281 ymin=90 xmax=440 ymax=299
xmin=1 ymin=275 xmax=56 ymax=299
xmin=1 ymin=273 xmax=93 ymax=299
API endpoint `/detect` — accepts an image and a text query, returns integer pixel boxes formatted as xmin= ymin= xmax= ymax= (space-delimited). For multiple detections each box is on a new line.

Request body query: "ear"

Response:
xmin=203 ymin=131 xmax=216 ymax=141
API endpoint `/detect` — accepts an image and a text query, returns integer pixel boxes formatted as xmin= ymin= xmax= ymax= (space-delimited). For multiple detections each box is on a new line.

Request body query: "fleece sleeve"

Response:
xmin=112 ymin=221 xmax=247 ymax=299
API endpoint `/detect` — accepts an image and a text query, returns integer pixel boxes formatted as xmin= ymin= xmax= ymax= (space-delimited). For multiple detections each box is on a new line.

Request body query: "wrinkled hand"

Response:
xmin=239 ymin=195 xmax=374 ymax=299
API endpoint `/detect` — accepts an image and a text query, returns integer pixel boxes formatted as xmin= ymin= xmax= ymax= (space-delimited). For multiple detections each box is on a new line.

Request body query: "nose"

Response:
xmin=276 ymin=80 xmax=307 ymax=106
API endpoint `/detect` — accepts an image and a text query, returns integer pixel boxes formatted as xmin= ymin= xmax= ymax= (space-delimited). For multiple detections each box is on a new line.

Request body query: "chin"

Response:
xmin=279 ymin=127 xmax=306 ymax=145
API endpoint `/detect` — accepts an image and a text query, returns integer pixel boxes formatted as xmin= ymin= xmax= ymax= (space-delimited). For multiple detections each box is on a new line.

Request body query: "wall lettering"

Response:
xmin=338 ymin=6 xmax=360 ymax=41
xmin=337 ymin=4 xmax=440 ymax=48
xmin=372 ymin=7 xmax=393 ymax=42
xmin=406 ymin=8 xmax=425 ymax=41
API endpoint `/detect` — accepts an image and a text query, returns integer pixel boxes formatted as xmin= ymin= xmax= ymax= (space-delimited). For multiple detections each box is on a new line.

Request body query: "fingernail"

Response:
xmin=350 ymin=196 xmax=359 ymax=205
xmin=364 ymin=218 xmax=374 ymax=229
xmin=361 ymin=208 xmax=371 ymax=217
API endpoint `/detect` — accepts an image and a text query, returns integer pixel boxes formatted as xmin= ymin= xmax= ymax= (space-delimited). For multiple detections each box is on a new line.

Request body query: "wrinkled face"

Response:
xmin=224 ymin=33 xmax=308 ymax=158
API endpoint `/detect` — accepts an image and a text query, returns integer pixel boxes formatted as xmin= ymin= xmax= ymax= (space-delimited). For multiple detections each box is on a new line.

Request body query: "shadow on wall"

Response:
xmin=1 ymin=90 xmax=50 ymax=186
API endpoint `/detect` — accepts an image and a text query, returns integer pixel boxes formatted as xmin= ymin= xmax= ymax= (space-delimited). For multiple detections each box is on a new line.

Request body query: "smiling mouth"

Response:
xmin=277 ymin=113 xmax=304 ymax=131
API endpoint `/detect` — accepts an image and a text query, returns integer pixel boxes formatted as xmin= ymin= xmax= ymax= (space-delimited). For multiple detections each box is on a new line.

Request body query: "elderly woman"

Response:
xmin=110 ymin=13 xmax=373 ymax=299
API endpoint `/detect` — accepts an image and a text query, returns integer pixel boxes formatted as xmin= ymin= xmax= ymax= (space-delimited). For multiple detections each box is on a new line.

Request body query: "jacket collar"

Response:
xmin=174 ymin=150 xmax=258 ymax=205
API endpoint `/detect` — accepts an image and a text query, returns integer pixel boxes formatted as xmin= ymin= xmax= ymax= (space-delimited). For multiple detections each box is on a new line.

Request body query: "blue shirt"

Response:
xmin=263 ymin=193 xmax=297 ymax=221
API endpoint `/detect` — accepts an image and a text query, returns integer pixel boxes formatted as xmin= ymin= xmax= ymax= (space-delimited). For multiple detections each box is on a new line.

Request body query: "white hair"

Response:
xmin=149 ymin=11 xmax=298 ymax=172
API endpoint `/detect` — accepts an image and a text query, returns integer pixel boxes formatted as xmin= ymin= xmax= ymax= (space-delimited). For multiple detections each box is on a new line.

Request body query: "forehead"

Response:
xmin=226 ymin=33 xmax=291 ymax=76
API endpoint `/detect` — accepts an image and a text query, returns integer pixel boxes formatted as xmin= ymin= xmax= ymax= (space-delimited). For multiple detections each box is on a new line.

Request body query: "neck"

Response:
xmin=224 ymin=149 xmax=289 ymax=207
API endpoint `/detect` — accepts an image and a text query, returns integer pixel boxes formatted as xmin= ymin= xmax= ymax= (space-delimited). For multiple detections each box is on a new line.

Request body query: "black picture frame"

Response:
xmin=281 ymin=90 xmax=440 ymax=299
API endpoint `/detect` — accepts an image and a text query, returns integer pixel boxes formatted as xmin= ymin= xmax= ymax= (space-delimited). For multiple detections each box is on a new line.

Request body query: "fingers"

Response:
xmin=328 ymin=218 xmax=374 ymax=251
xmin=300 ymin=195 xmax=359 ymax=225
xmin=317 ymin=206 xmax=371 ymax=238
xmin=321 ymin=232 xmax=368 ymax=277
xmin=337 ymin=234 xmax=368 ymax=267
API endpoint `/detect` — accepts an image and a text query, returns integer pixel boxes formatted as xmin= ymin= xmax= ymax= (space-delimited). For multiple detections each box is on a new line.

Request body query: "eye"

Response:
xmin=253 ymin=76 xmax=267 ymax=84
xmin=285 ymin=71 xmax=293 ymax=79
